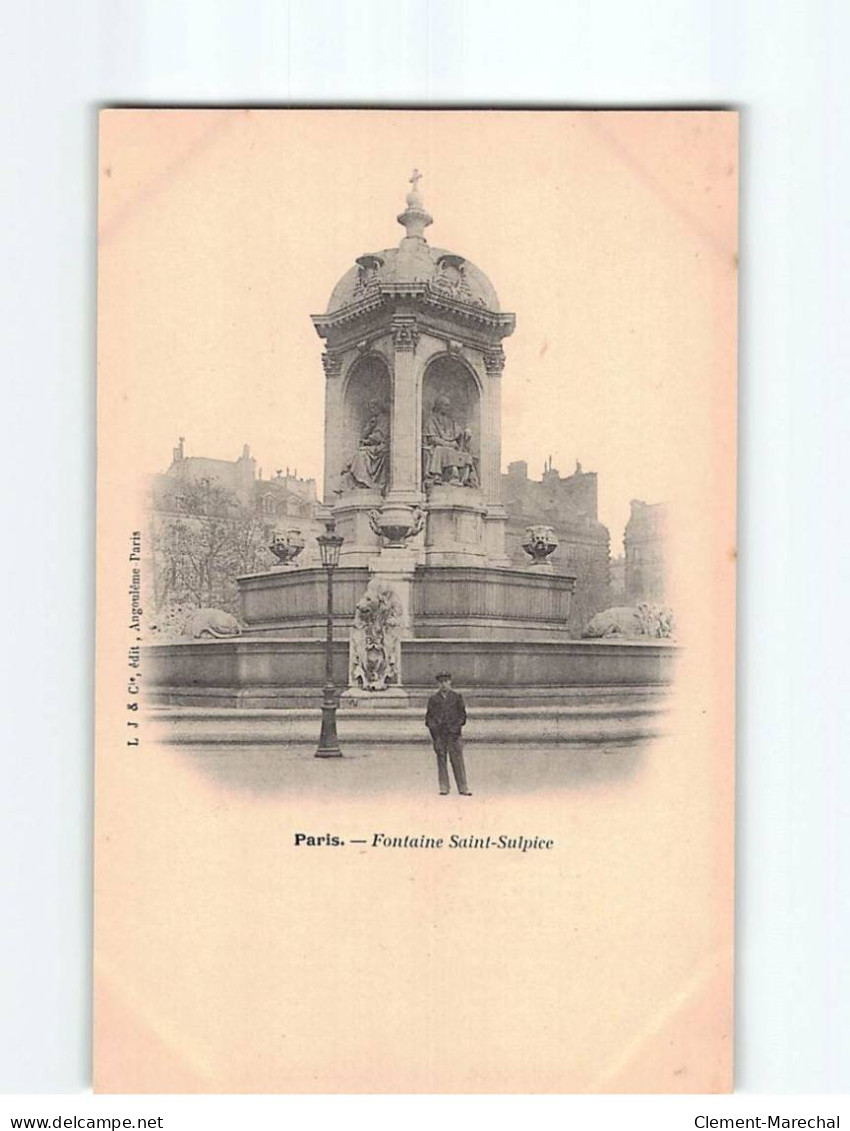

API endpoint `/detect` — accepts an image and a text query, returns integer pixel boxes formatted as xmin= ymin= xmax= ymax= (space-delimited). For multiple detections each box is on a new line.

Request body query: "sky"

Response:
xmin=98 ymin=109 xmax=737 ymax=551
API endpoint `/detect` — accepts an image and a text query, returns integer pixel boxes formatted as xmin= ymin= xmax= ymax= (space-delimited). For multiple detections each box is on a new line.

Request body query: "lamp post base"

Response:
xmin=315 ymin=691 xmax=343 ymax=758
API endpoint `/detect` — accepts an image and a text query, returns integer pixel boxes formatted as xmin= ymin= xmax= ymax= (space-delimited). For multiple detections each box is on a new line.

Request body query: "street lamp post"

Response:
xmin=315 ymin=517 xmax=345 ymax=758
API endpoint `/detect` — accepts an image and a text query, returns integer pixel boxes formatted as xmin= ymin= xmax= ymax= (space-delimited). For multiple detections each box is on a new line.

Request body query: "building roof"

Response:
xmin=167 ymin=456 xmax=240 ymax=484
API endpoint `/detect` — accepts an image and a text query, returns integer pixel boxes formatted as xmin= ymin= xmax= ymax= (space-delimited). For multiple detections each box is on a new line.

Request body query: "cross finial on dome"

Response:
xmin=397 ymin=167 xmax=432 ymax=241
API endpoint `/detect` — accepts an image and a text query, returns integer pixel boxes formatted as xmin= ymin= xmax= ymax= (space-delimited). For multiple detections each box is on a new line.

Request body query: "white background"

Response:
xmin=1 ymin=0 xmax=848 ymax=1116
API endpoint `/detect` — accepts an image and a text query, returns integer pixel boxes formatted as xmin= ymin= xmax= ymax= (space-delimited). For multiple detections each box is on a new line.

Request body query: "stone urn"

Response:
xmin=369 ymin=504 xmax=425 ymax=548
xmin=269 ymin=528 xmax=305 ymax=569
xmin=522 ymin=524 xmax=559 ymax=571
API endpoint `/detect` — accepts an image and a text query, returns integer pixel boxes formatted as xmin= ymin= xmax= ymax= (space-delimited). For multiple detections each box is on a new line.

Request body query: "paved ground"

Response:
xmin=171 ymin=738 xmax=648 ymax=798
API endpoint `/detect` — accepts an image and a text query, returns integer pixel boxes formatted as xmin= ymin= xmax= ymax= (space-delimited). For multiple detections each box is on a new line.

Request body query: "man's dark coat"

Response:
xmin=425 ymin=689 xmax=467 ymax=738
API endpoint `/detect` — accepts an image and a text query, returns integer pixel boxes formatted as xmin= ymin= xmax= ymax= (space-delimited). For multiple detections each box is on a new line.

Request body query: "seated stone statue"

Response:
xmin=423 ymin=395 xmax=479 ymax=487
xmin=342 ymin=398 xmax=389 ymax=492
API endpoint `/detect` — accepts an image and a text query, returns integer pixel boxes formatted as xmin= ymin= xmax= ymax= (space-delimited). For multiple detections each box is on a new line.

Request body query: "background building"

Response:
xmin=159 ymin=436 xmax=318 ymax=519
xmin=624 ymin=499 xmax=668 ymax=604
xmin=502 ymin=458 xmax=611 ymax=634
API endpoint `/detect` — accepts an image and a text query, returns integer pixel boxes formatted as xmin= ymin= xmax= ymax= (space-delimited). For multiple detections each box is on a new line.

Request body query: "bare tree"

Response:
xmin=149 ymin=478 xmax=273 ymax=624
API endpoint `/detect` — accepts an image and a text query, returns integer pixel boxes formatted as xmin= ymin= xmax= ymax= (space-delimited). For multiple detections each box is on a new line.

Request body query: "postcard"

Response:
xmin=94 ymin=108 xmax=737 ymax=1092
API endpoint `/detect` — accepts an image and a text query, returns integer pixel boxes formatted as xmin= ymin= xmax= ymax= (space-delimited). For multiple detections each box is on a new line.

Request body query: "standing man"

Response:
xmin=425 ymin=671 xmax=472 ymax=796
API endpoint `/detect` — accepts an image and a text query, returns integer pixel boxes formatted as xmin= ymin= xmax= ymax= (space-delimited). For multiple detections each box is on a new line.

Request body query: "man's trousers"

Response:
xmin=431 ymin=730 xmax=469 ymax=794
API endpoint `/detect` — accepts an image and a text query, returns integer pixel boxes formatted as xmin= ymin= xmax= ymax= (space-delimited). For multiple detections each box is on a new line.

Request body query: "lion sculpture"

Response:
xmin=582 ymin=603 xmax=674 ymax=640
xmin=185 ymin=607 xmax=242 ymax=639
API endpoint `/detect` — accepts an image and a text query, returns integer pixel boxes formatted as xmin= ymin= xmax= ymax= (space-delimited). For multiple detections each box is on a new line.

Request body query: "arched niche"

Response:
xmin=340 ymin=354 xmax=392 ymax=493
xmin=421 ymin=355 xmax=482 ymax=488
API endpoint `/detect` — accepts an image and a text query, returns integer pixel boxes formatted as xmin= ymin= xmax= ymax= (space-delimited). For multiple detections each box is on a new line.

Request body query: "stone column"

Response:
xmin=364 ymin=318 xmax=423 ymax=625
xmin=482 ymin=347 xmax=510 ymax=565
xmin=482 ymin=347 xmax=505 ymax=502
xmin=388 ymin=316 xmax=422 ymax=505
xmin=321 ymin=349 xmax=344 ymax=504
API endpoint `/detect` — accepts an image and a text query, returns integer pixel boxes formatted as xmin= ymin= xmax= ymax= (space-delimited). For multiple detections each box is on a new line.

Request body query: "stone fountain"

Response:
xmin=146 ymin=173 xmax=674 ymax=743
